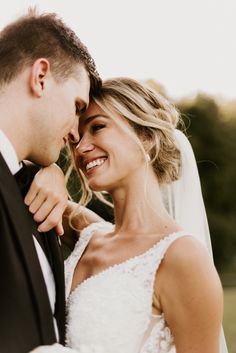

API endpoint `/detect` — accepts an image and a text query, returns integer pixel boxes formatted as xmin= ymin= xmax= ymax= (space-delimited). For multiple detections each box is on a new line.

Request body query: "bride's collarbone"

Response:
xmin=73 ymin=231 xmax=171 ymax=282
xmin=82 ymin=232 xmax=158 ymax=259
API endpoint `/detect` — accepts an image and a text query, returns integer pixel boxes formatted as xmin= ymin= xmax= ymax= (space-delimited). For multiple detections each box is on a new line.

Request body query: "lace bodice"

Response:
xmin=65 ymin=222 xmax=187 ymax=353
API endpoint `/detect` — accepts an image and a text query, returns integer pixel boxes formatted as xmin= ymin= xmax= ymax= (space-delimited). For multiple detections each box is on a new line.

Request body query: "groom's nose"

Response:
xmin=68 ymin=121 xmax=79 ymax=144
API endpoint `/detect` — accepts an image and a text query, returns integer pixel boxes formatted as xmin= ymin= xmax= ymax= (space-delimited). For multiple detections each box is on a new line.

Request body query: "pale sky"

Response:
xmin=1 ymin=0 xmax=236 ymax=101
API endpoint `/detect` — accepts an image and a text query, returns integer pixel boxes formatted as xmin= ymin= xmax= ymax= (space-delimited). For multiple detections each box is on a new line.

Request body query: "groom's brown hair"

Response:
xmin=0 ymin=8 xmax=101 ymax=95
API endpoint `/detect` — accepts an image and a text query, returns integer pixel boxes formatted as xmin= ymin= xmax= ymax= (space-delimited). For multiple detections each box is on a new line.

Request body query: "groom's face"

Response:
xmin=29 ymin=64 xmax=90 ymax=166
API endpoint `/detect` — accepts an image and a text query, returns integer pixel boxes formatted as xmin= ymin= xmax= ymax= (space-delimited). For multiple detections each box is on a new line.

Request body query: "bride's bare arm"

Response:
xmin=154 ymin=236 xmax=223 ymax=353
xmin=24 ymin=162 xmax=104 ymax=244
xmin=61 ymin=200 xmax=103 ymax=250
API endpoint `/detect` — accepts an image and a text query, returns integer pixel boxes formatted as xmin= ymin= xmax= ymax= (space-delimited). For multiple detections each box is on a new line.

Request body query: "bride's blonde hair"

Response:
xmin=69 ymin=77 xmax=181 ymax=209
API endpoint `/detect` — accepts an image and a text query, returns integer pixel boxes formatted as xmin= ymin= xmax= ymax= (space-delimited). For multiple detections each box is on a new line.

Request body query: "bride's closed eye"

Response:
xmin=91 ymin=124 xmax=106 ymax=133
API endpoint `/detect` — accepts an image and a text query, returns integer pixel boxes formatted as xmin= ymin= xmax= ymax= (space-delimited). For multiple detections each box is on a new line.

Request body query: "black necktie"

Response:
xmin=14 ymin=162 xmax=35 ymax=198
xmin=14 ymin=162 xmax=54 ymax=269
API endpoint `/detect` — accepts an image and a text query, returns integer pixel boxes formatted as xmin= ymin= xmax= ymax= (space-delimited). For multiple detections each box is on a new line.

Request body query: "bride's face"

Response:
xmin=74 ymin=101 xmax=146 ymax=192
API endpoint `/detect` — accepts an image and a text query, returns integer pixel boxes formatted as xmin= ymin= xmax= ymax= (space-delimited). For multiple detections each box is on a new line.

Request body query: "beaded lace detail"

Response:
xmin=65 ymin=222 xmax=188 ymax=353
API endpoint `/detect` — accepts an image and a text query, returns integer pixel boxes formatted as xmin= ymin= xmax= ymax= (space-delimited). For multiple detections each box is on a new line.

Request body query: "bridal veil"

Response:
xmin=161 ymin=129 xmax=228 ymax=353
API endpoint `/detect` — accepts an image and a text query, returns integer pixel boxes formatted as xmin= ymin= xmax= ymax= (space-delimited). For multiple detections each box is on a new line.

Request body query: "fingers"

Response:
xmin=54 ymin=222 xmax=64 ymax=237
xmin=37 ymin=202 xmax=67 ymax=234
xmin=25 ymin=184 xmax=67 ymax=226
xmin=23 ymin=164 xmax=68 ymax=234
xmin=31 ymin=191 xmax=65 ymax=221
xmin=24 ymin=182 xmax=39 ymax=207
xmin=28 ymin=191 xmax=47 ymax=214
xmin=25 ymin=178 xmax=67 ymax=235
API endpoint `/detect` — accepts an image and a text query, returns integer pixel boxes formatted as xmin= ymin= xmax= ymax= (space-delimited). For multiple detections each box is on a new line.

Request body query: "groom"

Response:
xmin=0 ymin=9 xmax=101 ymax=353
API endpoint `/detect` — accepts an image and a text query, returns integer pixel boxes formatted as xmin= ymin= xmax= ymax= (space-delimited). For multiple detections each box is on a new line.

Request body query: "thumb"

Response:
xmin=54 ymin=222 xmax=64 ymax=236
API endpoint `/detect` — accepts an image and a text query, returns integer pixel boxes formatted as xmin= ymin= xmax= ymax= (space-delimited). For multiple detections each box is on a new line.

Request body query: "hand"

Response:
xmin=24 ymin=164 xmax=68 ymax=236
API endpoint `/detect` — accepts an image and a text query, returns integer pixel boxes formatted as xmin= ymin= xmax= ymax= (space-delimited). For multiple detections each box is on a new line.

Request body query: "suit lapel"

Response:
xmin=0 ymin=154 xmax=56 ymax=342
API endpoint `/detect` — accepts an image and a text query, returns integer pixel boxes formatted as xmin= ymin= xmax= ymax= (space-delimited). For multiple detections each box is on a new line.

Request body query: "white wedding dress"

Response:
xmin=64 ymin=221 xmax=190 ymax=353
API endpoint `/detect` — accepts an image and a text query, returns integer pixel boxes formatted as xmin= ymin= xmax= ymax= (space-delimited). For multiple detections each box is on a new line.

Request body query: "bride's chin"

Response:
xmin=88 ymin=177 xmax=113 ymax=193
xmin=89 ymin=183 xmax=107 ymax=193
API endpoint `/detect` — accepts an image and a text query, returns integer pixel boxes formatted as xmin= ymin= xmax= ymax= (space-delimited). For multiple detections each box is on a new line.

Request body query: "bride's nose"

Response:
xmin=75 ymin=135 xmax=94 ymax=155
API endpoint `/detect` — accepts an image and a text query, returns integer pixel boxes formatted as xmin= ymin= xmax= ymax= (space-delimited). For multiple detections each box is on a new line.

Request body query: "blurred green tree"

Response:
xmin=177 ymin=94 xmax=236 ymax=273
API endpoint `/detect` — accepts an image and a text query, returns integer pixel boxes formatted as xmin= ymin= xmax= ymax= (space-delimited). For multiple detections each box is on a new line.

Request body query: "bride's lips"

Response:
xmin=83 ymin=156 xmax=108 ymax=175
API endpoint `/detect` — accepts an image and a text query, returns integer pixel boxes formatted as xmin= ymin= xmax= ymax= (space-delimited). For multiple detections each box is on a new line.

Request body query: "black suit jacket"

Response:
xmin=0 ymin=153 xmax=65 ymax=353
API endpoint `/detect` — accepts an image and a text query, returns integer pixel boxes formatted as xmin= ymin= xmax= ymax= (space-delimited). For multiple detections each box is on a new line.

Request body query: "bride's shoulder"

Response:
xmin=164 ymin=235 xmax=210 ymax=266
xmin=159 ymin=235 xmax=216 ymax=285
xmin=79 ymin=220 xmax=114 ymax=242
xmin=67 ymin=221 xmax=114 ymax=261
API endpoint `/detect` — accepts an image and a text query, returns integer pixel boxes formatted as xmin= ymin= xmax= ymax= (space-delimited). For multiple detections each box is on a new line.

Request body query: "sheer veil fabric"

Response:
xmin=161 ymin=129 xmax=228 ymax=353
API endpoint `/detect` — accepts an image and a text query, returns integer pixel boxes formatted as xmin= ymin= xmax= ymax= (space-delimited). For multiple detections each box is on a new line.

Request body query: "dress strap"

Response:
xmin=135 ymin=231 xmax=193 ymax=310
xmin=65 ymin=221 xmax=114 ymax=299
xmin=152 ymin=230 xmax=191 ymax=262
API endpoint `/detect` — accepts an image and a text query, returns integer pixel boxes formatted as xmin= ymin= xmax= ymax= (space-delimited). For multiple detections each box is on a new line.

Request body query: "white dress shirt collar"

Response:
xmin=0 ymin=129 xmax=22 ymax=175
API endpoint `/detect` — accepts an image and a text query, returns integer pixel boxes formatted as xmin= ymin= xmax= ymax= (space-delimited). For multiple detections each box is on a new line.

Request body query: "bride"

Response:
xmin=31 ymin=77 xmax=226 ymax=353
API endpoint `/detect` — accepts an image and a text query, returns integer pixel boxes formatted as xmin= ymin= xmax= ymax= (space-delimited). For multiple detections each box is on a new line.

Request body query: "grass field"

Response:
xmin=224 ymin=287 xmax=236 ymax=353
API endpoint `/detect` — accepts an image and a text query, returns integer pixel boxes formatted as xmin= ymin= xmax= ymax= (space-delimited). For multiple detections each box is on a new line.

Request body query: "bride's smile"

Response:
xmin=75 ymin=102 xmax=147 ymax=193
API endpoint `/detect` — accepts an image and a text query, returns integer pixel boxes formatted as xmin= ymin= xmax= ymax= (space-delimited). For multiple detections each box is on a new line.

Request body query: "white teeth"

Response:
xmin=85 ymin=158 xmax=107 ymax=171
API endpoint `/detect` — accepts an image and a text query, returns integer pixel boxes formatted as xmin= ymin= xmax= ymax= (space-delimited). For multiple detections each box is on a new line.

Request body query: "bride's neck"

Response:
xmin=110 ymin=170 xmax=173 ymax=235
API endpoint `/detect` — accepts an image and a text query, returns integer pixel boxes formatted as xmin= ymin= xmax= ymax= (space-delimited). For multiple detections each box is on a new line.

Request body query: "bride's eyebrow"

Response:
xmin=80 ymin=114 xmax=108 ymax=128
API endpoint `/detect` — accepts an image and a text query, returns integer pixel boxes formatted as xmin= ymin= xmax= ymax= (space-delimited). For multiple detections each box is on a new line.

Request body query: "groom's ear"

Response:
xmin=29 ymin=58 xmax=51 ymax=97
